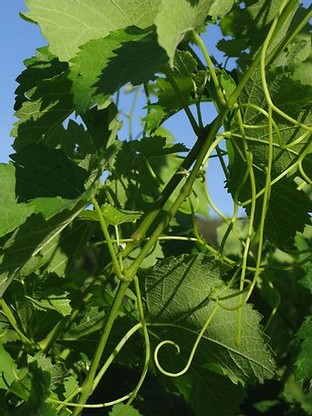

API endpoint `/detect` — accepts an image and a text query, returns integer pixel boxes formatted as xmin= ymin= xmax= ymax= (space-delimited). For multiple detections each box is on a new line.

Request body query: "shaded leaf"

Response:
xmin=220 ymin=0 xmax=299 ymax=65
xmin=12 ymin=145 xmax=88 ymax=201
xmin=0 ymin=344 xmax=18 ymax=390
xmin=12 ymin=71 xmax=74 ymax=150
xmin=227 ymin=69 xmax=312 ymax=247
xmin=130 ymin=136 xmax=188 ymax=156
xmin=14 ymin=46 xmax=67 ymax=111
xmin=26 ymin=290 xmax=72 ymax=316
xmin=39 ymin=221 xmax=91 ymax=276
xmin=175 ymin=366 xmax=246 ymax=416
xmin=142 ymin=254 xmax=275 ymax=384
xmin=295 ymin=316 xmax=312 ymax=386
xmin=0 ymin=205 xmax=88 ymax=296
xmin=69 ymin=26 xmax=168 ymax=112
xmin=109 ymin=403 xmax=143 ymax=415
xmin=0 ymin=163 xmax=34 ymax=238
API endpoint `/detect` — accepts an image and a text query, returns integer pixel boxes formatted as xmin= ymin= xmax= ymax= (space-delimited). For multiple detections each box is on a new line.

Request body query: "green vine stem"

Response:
xmin=53 ymin=323 xmax=143 ymax=412
xmin=92 ymin=197 xmax=125 ymax=280
xmin=122 ymin=132 xmax=205 ymax=258
xmin=71 ymin=280 xmax=130 ymax=416
xmin=0 ymin=299 xmax=33 ymax=347
xmin=123 ymin=108 xmax=229 ymax=281
xmin=192 ymin=31 xmax=227 ymax=108
xmin=117 ymin=276 xmax=151 ymax=415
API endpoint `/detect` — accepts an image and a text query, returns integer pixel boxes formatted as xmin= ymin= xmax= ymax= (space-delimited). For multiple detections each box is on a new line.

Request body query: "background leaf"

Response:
xmin=295 ymin=316 xmax=312 ymax=386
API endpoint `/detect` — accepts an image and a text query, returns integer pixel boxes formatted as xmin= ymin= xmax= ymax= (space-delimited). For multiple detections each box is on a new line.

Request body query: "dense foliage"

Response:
xmin=1 ymin=1 xmax=312 ymax=415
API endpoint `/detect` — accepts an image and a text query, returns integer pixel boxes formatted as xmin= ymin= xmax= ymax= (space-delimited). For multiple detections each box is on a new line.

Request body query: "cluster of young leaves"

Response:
xmin=0 ymin=0 xmax=311 ymax=415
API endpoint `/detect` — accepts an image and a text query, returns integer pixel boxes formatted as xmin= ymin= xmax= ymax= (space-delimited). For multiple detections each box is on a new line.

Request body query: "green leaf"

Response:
xmin=130 ymin=136 xmax=188 ymax=156
xmin=12 ymin=359 xmax=54 ymax=416
xmin=295 ymin=316 xmax=312 ymax=386
xmin=0 ymin=344 xmax=18 ymax=389
xmin=63 ymin=306 xmax=105 ymax=341
xmin=175 ymin=367 xmax=246 ymax=416
xmin=233 ymin=70 xmax=312 ymax=176
xmin=155 ymin=0 xmax=233 ymax=65
xmin=219 ymin=0 xmax=299 ymax=65
xmin=14 ymin=46 xmax=68 ymax=111
xmin=69 ymin=26 xmax=168 ymax=112
xmin=26 ymin=290 xmax=72 ymax=316
xmin=227 ymin=69 xmax=312 ymax=247
xmin=28 ymin=351 xmax=65 ymax=391
xmin=40 ymin=221 xmax=91 ymax=276
xmin=12 ymin=145 xmax=88 ymax=200
xmin=0 ymin=163 xmax=34 ymax=238
xmin=142 ymin=253 xmax=275 ymax=384
xmin=157 ymin=76 xmax=194 ymax=111
xmin=0 ymin=205 xmax=88 ymax=297
xmin=109 ymin=403 xmax=143 ymax=415
xmin=12 ymin=71 xmax=74 ymax=150
xmin=101 ymin=204 xmax=143 ymax=226
xmin=24 ymin=0 xmax=160 ymax=62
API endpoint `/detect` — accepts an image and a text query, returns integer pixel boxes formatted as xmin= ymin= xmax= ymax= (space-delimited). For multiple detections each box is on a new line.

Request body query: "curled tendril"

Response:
xmin=154 ymin=340 xmax=187 ymax=377
xmin=154 ymin=305 xmax=220 ymax=377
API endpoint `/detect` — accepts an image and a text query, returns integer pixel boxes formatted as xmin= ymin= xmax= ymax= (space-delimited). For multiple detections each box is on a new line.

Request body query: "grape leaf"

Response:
xmin=12 ymin=71 xmax=74 ymax=150
xmin=69 ymin=26 xmax=168 ymax=112
xmin=295 ymin=316 xmax=312 ymax=386
xmin=130 ymin=136 xmax=188 ymax=156
xmin=227 ymin=69 xmax=312 ymax=247
xmin=26 ymin=290 xmax=72 ymax=316
xmin=39 ymin=221 xmax=91 ymax=276
xmin=109 ymin=403 xmax=143 ymax=415
xmin=9 ymin=145 xmax=94 ymax=221
xmin=219 ymin=0 xmax=300 ymax=65
xmin=0 ymin=344 xmax=18 ymax=389
xmin=11 ymin=145 xmax=88 ymax=200
xmin=0 ymin=205 xmax=88 ymax=297
xmin=11 ymin=359 xmax=54 ymax=416
xmin=142 ymin=254 xmax=275 ymax=385
xmin=101 ymin=204 xmax=143 ymax=226
xmin=233 ymin=69 xmax=312 ymax=176
xmin=14 ymin=46 xmax=68 ymax=111
xmin=175 ymin=366 xmax=246 ymax=416
xmin=24 ymin=0 xmax=160 ymax=61
xmin=155 ymin=0 xmax=234 ymax=65
xmin=0 ymin=163 xmax=34 ymax=238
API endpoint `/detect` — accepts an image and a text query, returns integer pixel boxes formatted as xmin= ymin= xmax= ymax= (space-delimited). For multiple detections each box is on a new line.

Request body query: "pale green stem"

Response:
xmin=92 ymin=197 xmax=125 ymax=280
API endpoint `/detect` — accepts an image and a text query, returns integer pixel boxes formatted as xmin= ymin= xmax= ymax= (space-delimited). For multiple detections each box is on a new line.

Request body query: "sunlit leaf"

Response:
xmin=24 ymin=0 xmax=160 ymax=61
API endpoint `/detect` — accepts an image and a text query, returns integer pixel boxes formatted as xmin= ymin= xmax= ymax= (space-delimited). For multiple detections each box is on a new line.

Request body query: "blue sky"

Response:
xmin=0 ymin=1 xmax=310 ymax=216
xmin=0 ymin=1 xmax=47 ymax=163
